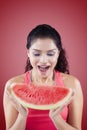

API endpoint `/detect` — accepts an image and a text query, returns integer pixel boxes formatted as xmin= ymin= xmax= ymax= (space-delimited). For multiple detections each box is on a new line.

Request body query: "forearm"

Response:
xmin=7 ymin=113 xmax=27 ymax=130
xmin=51 ymin=115 xmax=80 ymax=130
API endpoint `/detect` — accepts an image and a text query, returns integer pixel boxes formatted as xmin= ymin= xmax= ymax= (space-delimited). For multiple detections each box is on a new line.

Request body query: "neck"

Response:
xmin=30 ymin=69 xmax=55 ymax=86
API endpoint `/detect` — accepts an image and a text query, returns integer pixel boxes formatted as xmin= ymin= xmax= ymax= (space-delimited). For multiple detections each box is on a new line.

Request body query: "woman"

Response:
xmin=3 ymin=24 xmax=83 ymax=130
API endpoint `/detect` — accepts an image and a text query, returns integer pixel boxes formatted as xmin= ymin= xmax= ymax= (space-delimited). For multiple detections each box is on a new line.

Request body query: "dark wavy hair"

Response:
xmin=25 ymin=24 xmax=69 ymax=74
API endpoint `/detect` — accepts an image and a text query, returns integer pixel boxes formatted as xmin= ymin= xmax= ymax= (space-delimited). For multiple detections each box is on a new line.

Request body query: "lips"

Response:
xmin=38 ymin=65 xmax=50 ymax=73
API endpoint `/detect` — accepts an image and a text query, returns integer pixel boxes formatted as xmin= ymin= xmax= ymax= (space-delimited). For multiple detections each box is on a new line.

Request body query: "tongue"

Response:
xmin=39 ymin=67 xmax=48 ymax=72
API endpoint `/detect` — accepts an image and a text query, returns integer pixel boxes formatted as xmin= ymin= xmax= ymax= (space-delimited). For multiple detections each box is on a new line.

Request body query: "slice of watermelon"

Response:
xmin=11 ymin=83 xmax=72 ymax=110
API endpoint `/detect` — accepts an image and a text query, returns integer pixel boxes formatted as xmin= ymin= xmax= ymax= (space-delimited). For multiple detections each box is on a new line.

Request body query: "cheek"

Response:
xmin=52 ymin=55 xmax=58 ymax=63
xmin=28 ymin=53 xmax=37 ymax=66
xmin=51 ymin=59 xmax=58 ymax=66
xmin=49 ymin=57 xmax=58 ymax=68
xmin=29 ymin=57 xmax=38 ymax=66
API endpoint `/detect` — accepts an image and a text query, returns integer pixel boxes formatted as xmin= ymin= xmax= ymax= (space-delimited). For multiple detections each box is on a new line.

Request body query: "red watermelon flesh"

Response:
xmin=11 ymin=83 xmax=72 ymax=110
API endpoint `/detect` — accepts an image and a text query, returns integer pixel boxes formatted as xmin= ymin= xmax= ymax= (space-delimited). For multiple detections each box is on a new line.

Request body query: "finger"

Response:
xmin=50 ymin=106 xmax=64 ymax=116
xmin=50 ymin=90 xmax=75 ymax=118
xmin=9 ymin=96 xmax=28 ymax=116
xmin=50 ymin=94 xmax=74 ymax=116
xmin=9 ymin=96 xmax=20 ymax=110
xmin=17 ymin=104 xmax=29 ymax=117
xmin=65 ymin=91 xmax=75 ymax=105
xmin=20 ymin=105 xmax=29 ymax=115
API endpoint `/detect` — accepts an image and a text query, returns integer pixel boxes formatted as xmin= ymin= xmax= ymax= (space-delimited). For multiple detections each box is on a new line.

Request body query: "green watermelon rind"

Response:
xmin=11 ymin=83 xmax=72 ymax=110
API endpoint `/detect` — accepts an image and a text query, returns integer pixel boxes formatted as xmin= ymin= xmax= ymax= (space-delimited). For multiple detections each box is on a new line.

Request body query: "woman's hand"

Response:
xmin=6 ymin=83 xmax=28 ymax=118
xmin=49 ymin=89 xmax=74 ymax=120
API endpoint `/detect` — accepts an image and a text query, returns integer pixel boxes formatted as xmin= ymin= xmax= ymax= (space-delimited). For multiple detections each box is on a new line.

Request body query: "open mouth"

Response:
xmin=38 ymin=65 xmax=50 ymax=73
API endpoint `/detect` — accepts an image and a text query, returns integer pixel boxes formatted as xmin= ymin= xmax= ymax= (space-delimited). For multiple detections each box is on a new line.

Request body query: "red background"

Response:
xmin=0 ymin=0 xmax=87 ymax=130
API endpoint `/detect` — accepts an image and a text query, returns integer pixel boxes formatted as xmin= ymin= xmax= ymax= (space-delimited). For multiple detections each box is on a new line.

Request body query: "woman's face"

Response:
xmin=28 ymin=38 xmax=60 ymax=78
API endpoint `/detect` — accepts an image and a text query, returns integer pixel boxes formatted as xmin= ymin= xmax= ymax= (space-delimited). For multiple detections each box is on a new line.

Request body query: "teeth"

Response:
xmin=39 ymin=66 xmax=49 ymax=69
xmin=38 ymin=66 xmax=50 ymax=72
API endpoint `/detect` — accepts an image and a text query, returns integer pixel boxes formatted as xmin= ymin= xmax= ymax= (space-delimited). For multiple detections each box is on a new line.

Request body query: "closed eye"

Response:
xmin=33 ymin=53 xmax=40 ymax=56
xmin=47 ymin=52 xmax=55 ymax=56
xmin=47 ymin=54 xmax=54 ymax=56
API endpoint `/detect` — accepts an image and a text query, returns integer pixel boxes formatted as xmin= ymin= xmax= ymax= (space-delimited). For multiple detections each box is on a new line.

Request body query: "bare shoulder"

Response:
xmin=61 ymin=73 xmax=82 ymax=91
xmin=3 ymin=73 xmax=26 ymax=105
xmin=4 ymin=73 xmax=25 ymax=90
xmin=61 ymin=72 xmax=83 ymax=103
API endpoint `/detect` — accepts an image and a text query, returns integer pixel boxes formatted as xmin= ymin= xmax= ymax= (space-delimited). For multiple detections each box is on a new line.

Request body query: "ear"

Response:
xmin=27 ymin=49 xmax=30 ymax=57
xmin=57 ymin=50 xmax=60 ymax=58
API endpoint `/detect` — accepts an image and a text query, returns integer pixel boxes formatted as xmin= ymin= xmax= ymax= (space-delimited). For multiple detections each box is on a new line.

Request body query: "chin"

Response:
xmin=38 ymin=70 xmax=52 ymax=79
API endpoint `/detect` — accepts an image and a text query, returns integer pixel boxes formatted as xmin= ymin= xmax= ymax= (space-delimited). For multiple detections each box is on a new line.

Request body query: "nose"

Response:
xmin=39 ymin=54 xmax=48 ymax=63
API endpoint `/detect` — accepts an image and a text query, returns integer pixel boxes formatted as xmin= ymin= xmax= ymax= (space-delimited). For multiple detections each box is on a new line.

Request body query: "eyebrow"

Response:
xmin=32 ymin=49 xmax=57 ymax=52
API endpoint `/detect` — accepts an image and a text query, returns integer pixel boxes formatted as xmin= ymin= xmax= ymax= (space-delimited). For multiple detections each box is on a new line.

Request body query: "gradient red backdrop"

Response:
xmin=0 ymin=0 xmax=87 ymax=130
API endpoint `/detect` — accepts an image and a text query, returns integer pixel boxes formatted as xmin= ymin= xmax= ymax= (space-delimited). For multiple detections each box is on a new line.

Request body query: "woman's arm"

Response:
xmin=3 ymin=75 xmax=28 ymax=130
xmin=50 ymin=77 xmax=83 ymax=130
